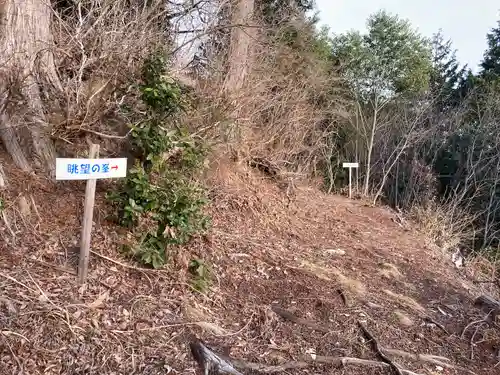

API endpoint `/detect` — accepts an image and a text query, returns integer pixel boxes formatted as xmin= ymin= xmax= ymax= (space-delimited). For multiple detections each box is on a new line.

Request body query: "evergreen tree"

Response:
xmin=480 ymin=19 xmax=500 ymax=81
xmin=429 ymin=30 xmax=467 ymax=110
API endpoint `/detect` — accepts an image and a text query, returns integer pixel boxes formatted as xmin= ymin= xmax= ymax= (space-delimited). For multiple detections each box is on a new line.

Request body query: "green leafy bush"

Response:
xmin=108 ymin=50 xmax=210 ymax=268
xmin=139 ymin=52 xmax=187 ymax=115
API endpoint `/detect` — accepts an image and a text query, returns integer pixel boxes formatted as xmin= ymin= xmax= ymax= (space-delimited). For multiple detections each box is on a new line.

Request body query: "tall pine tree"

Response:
xmin=480 ymin=19 xmax=500 ymax=82
xmin=429 ymin=29 xmax=467 ymax=111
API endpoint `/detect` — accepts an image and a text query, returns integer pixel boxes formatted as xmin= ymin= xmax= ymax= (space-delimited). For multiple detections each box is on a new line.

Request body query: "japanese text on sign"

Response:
xmin=56 ymin=158 xmax=127 ymax=180
xmin=67 ymin=162 xmax=111 ymax=175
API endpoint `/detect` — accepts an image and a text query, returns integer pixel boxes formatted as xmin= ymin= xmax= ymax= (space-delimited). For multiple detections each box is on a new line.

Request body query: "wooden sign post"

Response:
xmin=55 ymin=147 xmax=127 ymax=284
xmin=342 ymin=162 xmax=359 ymax=199
xmin=79 ymin=144 xmax=99 ymax=285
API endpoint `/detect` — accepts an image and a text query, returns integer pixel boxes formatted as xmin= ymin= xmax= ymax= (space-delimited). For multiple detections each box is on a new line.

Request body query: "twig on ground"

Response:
xmin=461 ymin=311 xmax=493 ymax=339
xmin=0 ymin=164 xmax=7 ymax=188
xmin=0 ymin=330 xmax=30 ymax=342
xmin=357 ymin=321 xmax=404 ymax=375
xmin=26 ymin=272 xmax=78 ymax=337
xmin=384 ymin=348 xmax=475 ymax=374
xmin=112 ymin=321 xmax=197 ymax=334
xmin=422 ymin=315 xmax=449 ymax=334
xmin=470 ymin=322 xmax=486 ymax=360
xmin=337 ymin=288 xmax=349 ymax=306
xmin=299 ymin=355 xmax=423 ymax=375
xmin=238 ymin=356 xmax=423 ymax=375
xmin=0 ymin=333 xmax=22 ymax=371
xmin=29 ymin=195 xmax=41 ymax=222
xmin=270 ymin=304 xmax=332 ymax=334
xmin=27 ymin=258 xmax=77 ymax=275
xmin=214 ymin=313 xmax=255 ymax=338
xmin=1 ymin=210 xmax=16 ymax=239
xmin=382 ymin=348 xmax=450 ymax=364
xmin=89 ymin=250 xmax=158 ymax=287
xmin=90 ymin=250 xmax=147 ymax=271
xmin=76 ymin=127 xmax=133 ymax=139
xmin=269 ymin=304 xmax=459 ymax=374
xmin=0 ymin=272 xmax=37 ymax=293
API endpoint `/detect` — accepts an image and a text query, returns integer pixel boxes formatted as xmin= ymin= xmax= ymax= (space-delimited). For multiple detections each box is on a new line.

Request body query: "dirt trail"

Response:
xmin=0 ymin=166 xmax=499 ymax=375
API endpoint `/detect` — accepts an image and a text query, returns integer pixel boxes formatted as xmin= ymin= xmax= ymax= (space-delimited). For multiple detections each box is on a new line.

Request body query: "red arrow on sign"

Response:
xmin=111 ymin=165 xmax=118 ymax=170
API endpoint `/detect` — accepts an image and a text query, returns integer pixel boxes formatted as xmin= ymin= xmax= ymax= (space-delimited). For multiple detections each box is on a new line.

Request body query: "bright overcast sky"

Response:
xmin=314 ymin=0 xmax=500 ymax=72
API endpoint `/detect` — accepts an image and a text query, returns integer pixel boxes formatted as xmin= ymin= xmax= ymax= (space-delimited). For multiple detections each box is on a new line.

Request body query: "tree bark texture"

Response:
xmin=221 ymin=0 xmax=255 ymax=95
xmin=0 ymin=0 xmax=62 ymax=175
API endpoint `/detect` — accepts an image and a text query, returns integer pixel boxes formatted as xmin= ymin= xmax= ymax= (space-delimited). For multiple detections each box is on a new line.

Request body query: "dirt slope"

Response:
xmin=0 ymin=163 xmax=499 ymax=375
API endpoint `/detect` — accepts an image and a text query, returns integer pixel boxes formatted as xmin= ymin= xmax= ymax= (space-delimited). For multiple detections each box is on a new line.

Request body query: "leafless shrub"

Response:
xmin=410 ymin=199 xmax=475 ymax=252
xmin=176 ymin=7 xmax=350 ymax=185
xmin=49 ymin=0 xmax=173 ymax=143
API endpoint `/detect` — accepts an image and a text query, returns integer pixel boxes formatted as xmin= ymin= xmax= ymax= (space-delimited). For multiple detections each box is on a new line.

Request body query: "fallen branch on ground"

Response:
xmin=270 ymin=304 xmax=470 ymax=373
xmin=296 ymin=354 xmax=422 ymax=375
xmin=461 ymin=307 xmax=495 ymax=365
xmin=358 ymin=320 xmax=404 ymax=375
xmin=421 ymin=314 xmax=449 ymax=334
xmin=27 ymin=258 xmax=76 ymax=275
xmin=461 ymin=312 xmax=494 ymax=340
xmin=188 ymin=335 xmax=423 ymax=375
xmin=384 ymin=348 xmax=475 ymax=374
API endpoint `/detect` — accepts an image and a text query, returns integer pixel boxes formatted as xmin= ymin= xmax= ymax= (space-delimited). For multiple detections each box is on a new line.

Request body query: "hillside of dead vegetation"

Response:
xmin=1 ymin=154 xmax=499 ymax=375
xmin=2 ymin=1 xmax=500 ymax=374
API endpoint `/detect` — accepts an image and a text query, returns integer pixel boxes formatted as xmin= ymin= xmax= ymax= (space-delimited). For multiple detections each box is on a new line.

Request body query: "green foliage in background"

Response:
xmin=331 ymin=10 xmax=432 ymax=101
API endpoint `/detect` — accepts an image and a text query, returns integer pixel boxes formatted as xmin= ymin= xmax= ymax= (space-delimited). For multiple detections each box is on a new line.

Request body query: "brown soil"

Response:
xmin=1 ymin=159 xmax=499 ymax=375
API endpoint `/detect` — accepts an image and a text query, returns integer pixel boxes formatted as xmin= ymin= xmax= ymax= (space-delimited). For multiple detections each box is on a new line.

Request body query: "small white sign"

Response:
xmin=56 ymin=158 xmax=128 ymax=180
xmin=342 ymin=162 xmax=359 ymax=168
xmin=342 ymin=162 xmax=359 ymax=199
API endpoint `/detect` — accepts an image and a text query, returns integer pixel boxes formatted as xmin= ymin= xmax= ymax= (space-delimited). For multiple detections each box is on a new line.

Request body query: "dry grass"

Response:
xmin=383 ymin=290 xmax=426 ymax=314
xmin=297 ymin=260 xmax=366 ymax=297
xmin=235 ymin=28 xmax=348 ymax=178
xmin=393 ymin=310 xmax=414 ymax=327
xmin=409 ymin=200 xmax=475 ymax=252
xmin=465 ymin=252 xmax=500 ymax=300
xmin=378 ymin=263 xmax=402 ymax=280
xmin=333 ymin=270 xmax=366 ymax=297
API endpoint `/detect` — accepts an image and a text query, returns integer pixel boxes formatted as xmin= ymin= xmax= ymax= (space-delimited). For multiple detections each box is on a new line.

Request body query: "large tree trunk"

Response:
xmin=222 ymin=0 xmax=255 ymax=94
xmin=0 ymin=0 xmax=62 ymax=176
